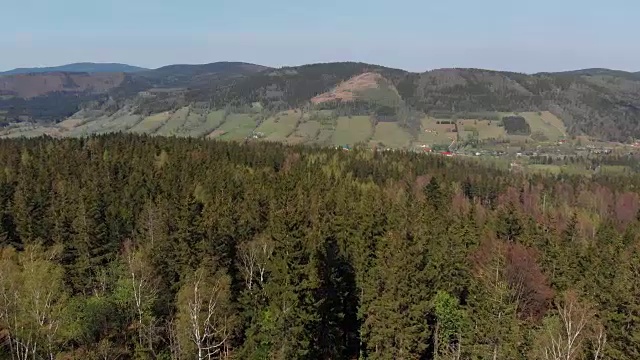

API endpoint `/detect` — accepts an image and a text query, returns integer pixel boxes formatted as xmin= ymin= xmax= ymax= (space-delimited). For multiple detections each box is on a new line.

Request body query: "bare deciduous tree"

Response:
xmin=123 ymin=240 xmax=160 ymax=357
xmin=538 ymin=291 xmax=605 ymax=360
xmin=238 ymin=235 xmax=273 ymax=291
xmin=168 ymin=318 xmax=182 ymax=360
xmin=0 ymin=247 xmax=20 ymax=360
xmin=176 ymin=268 xmax=235 ymax=360
xmin=592 ymin=324 xmax=606 ymax=360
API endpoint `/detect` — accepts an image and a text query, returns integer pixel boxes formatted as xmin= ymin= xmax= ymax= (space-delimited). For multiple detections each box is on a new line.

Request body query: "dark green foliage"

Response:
xmin=0 ymin=92 xmax=107 ymax=123
xmin=374 ymin=105 xmax=397 ymax=120
xmin=502 ymin=116 xmax=531 ymax=135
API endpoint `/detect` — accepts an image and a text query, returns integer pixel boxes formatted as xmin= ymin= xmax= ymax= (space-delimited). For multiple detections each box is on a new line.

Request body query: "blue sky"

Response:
xmin=1 ymin=0 xmax=638 ymax=73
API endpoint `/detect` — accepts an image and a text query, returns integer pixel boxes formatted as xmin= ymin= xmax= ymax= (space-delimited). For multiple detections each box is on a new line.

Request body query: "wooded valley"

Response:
xmin=1 ymin=134 xmax=639 ymax=359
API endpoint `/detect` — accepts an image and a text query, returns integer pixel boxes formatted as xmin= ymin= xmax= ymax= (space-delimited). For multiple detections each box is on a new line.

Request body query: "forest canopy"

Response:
xmin=0 ymin=134 xmax=639 ymax=359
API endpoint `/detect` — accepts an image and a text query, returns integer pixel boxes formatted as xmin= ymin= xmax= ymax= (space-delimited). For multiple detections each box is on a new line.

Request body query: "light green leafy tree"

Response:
xmin=433 ymin=291 xmax=466 ymax=360
xmin=113 ymin=239 xmax=161 ymax=359
xmin=0 ymin=245 xmax=67 ymax=360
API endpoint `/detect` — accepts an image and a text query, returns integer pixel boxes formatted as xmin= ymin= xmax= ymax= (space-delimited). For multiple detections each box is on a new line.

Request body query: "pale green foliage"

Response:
xmin=20 ymin=149 xmax=30 ymax=166
xmin=155 ymin=150 xmax=169 ymax=170
xmin=115 ymin=241 xmax=161 ymax=358
xmin=0 ymin=245 xmax=67 ymax=360
xmin=532 ymin=291 xmax=605 ymax=360
xmin=433 ymin=290 xmax=466 ymax=358
xmin=175 ymin=268 xmax=235 ymax=360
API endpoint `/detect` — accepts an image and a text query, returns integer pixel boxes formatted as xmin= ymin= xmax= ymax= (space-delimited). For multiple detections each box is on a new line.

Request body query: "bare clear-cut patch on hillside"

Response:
xmin=311 ymin=72 xmax=388 ymax=104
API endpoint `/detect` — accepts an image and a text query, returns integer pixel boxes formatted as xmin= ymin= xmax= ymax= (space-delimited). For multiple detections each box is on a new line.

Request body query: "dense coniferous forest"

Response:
xmin=1 ymin=134 xmax=640 ymax=359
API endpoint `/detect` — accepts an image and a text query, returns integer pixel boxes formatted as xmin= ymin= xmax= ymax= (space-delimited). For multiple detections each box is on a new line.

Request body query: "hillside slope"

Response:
xmin=0 ymin=62 xmax=271 ymax=124
xmin=1 ymin=61 xmax=640 ymax=141
xmin=404 ymin=68 xmax=640 ymax=141
xmin=0 ymin=72 xmax=128 ymax=124
xmin=0 ymin=72 xmax=126 ymax=98
xmin=189 ymin=65 xmax=640 ymax=141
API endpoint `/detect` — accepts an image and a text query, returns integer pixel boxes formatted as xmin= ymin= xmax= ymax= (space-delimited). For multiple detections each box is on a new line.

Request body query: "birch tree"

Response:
xmin=120 ymin=240 xmax=161 ymax=358
xmin=0 ymin=247 xmax=20 ymax=360
xmin=238 ymin=235 xmax=273 ymax=292
xmin=536 ymin=290 xmax=606 ymax=360
xmin=176 ymin=268 xmax=235 ymax=360
xmin=0 ymin=245 xmax=67 ymax=360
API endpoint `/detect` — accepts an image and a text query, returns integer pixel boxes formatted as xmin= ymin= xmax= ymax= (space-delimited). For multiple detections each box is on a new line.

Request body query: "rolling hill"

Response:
xmin=0 ymin=72 xmax=125 ymax=98
xmin=1 ymin=61 xmax=639 ymax=143
xmin=0 ymin=62 xmax=147 ymax=75
xmin=134 ymin=61 xmax=271 ymax=88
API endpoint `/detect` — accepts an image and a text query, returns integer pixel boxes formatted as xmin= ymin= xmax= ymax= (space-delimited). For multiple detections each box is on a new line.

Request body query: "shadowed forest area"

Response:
xmin=1 ymin=135 xmax=640 ymax=359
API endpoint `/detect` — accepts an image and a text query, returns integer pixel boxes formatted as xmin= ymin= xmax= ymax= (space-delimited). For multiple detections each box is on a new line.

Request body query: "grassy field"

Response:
xmin=370 ymin=122 xmax=413 ymax=148
xmin=66 ymin=115 xmax=117 ymax=137
xmin=501 ymin=111 xmax=566 ymax=141
xmin=458 ymin=119 xmax=505 ymax=140
xmin=56 ymin=118 xmax=84 ymax=133
xmin=417 ymin=117 xmax=458 ymax=147
xmin=417 ymin=112 xmax=566 ymax=147
xmin=357 ymin=84 xmax=402 ymax=108
xmin=506 ymin=135 xmax=532 ymax=144
xmin=332 ymin=116 xmax=374 ymax=146
xmin=94 ymin=114 xmax=142 ymax=134
xmin=538 ymin=112 xmax=566 ymax=138
xmin=214 ymin=114 xmax=258 ymax=141
xmin=182 ymin=110 xmax=227 ymax=138
xmin=0 ymin=106 xmax=571 ymax=152
xmin=155 ymin=107 xmax=190 ymax=136
xmin=288 ymin=120 xmax=321 ymax=144
xmin=315 ymin=129 xmax=334 ymax=145
xmin=128 ymin=112 xmax=171 ymax=134
xmin=255 ymin=110 xmax=300 ymax=141
xmin=1 ymin=126 xmax=57 ymax=138
xmin=174 ymin=109 xmax=207 ymax=137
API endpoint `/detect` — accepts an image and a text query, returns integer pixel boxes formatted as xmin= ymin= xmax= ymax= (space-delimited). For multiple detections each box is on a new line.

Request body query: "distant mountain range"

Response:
xmin=0 ymin=62 xmax=148 ymax=75
xmin=0 ymin=61 xmax=639 ymax=143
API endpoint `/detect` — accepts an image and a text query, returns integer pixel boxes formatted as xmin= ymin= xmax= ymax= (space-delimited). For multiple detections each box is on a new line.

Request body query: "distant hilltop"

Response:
xmin=0 ymin=62 xmax=148 ymax=75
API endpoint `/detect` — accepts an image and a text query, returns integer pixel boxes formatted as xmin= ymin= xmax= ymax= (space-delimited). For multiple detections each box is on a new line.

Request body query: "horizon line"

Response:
xmin=1 ymin=60 xmax=638 ymax=76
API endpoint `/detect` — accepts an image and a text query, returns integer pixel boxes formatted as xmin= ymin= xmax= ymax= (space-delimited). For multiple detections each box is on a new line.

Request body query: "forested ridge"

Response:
xmin=1 ymin=135 xmax=640 ymax=359
xmin=4 ymin=62 xmax=640 ymax=141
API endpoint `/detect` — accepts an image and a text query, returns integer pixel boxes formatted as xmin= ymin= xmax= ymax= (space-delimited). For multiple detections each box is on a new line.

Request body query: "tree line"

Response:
xmin=0 ymin=134 xmax=639 ymax=359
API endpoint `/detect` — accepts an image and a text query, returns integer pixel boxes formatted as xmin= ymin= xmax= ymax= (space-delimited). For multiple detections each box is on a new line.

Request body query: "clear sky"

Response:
xmin=1 ymin=0 xmax=638 ymax=73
